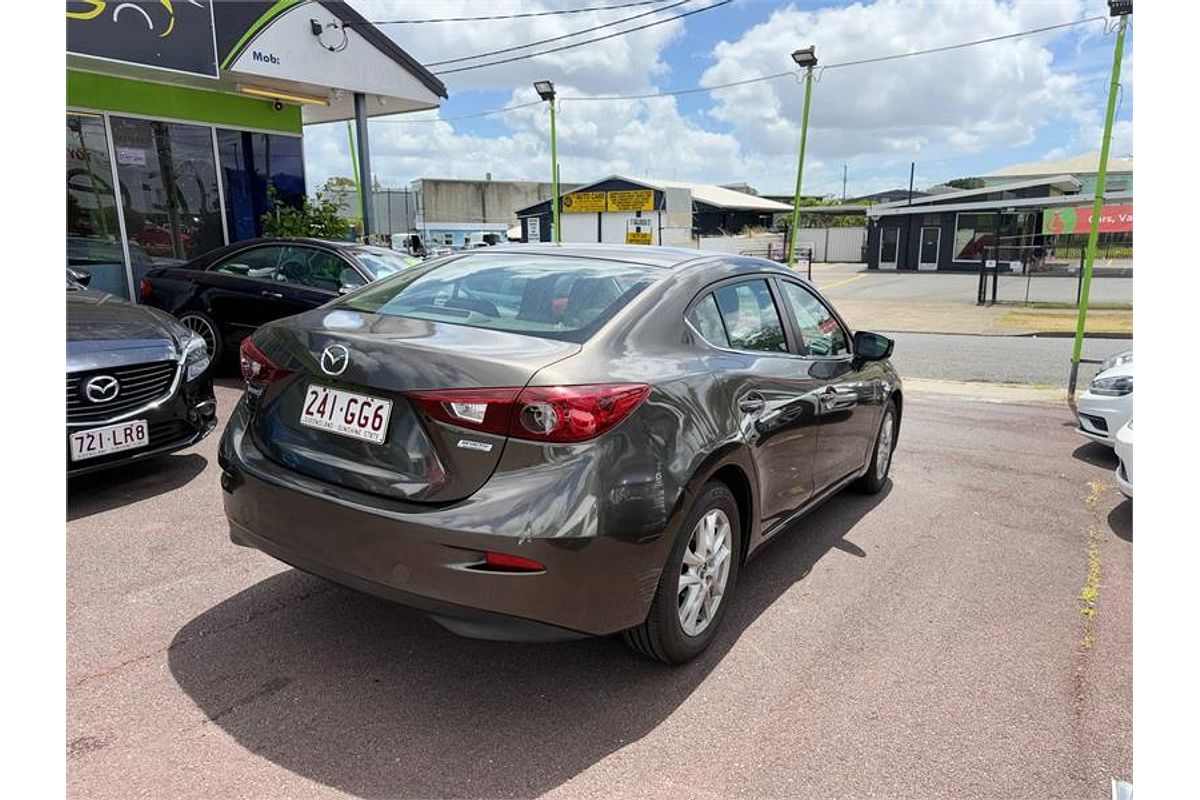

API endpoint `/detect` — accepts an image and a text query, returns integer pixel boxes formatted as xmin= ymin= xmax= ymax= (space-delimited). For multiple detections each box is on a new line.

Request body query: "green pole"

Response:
xmin=550 ymin=96 xmax=560 ymax=244
xmin=1068 ymin=14 xmax=1128 ymax=405
xmin=787 ymin=64 xmax=815 ymax=270
xmin=347 ymin=121 xmax=364 ymax=231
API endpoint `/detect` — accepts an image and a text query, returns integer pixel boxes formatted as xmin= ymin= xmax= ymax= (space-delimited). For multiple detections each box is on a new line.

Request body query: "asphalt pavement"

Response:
xmin=66 ymin=383 xmax=1132 ymax=799
xmin=883 ymin=332 xmax=1127 ymax=386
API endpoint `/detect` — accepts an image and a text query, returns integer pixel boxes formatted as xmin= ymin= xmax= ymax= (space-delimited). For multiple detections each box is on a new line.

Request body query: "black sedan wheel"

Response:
xmin=178 ymin=311 xmax=222 ymax=365
xmin=625 ymin=481 xmax=741 ymax=664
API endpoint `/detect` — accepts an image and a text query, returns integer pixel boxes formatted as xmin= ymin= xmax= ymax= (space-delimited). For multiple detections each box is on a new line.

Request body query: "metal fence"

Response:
xmin=974 ymin=241 xmax=1133 ymax=307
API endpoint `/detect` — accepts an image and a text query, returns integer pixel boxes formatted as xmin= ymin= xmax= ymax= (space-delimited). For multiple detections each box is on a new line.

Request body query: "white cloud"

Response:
xmin=310 ymin=0 xmax=1132 ymax=198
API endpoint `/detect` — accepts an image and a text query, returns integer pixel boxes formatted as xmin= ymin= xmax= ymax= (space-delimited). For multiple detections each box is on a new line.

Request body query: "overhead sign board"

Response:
xmin=562 ymin=192 xmax=607 ymax=213
xmin=608 ymin=189 xmax=655 ymax=212
xmin=626 ymin=217 xmax=653 ymax=245
xmin=1042 ymin=204 xmax=1133 ymax=235
xmin=67 ymin=0 xmax=219 ymax=78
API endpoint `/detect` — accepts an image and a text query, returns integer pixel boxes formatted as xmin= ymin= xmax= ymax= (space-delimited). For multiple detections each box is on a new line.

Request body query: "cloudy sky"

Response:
xmin=303 ymin=0 xmax=1133 ymax=198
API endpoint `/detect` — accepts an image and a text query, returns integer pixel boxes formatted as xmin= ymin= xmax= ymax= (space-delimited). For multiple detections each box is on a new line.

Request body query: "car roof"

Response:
xmin=480 ymin=243 xmax=754 ymax=270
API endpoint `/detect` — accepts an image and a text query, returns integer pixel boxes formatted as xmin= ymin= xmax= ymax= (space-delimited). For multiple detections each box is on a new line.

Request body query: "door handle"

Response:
xmin=260 ymin=290 xmax=284 ymax=299
xmin=819 ymin=386 xmax=856 ymax=411
xmin=738 ymin=393 xmax=765 ymax=414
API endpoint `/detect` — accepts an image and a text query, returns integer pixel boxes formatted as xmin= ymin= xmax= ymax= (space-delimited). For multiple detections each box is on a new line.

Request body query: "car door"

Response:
xmin=272 ymin=245 xmax=351 ymax=315
xmin=691 ymin=278 xmax=827 ymax=534
xmin=204 ymin=244 xmax=291 ymax=338
xmin=775 ymin=278 xmax=882 ymax=492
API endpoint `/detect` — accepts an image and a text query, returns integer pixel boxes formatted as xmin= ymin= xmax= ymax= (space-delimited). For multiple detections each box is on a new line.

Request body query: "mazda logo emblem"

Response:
xmin=320 ymin=344 xmax=350 ymax=376
xmin=84 ymin=375 xmax=120 ymax=403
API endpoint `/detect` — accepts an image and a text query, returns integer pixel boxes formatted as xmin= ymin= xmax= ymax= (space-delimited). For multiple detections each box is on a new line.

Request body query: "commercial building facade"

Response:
xmin=864 ymin=175 xmax=1132 ymax=271
xmin=412 ymin=178 xmax=580 ymax=248
xmin=66 ymin=0 xmax=444 ymax=299
xmin=517 ymin=175 xmax=791 ymax=246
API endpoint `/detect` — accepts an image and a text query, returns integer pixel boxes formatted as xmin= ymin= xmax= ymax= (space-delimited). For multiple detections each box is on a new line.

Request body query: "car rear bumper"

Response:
xmin=218 ymin=401 xmax=677 ymax=638
xmin=67 ymin=378 xmax=217 ymax=477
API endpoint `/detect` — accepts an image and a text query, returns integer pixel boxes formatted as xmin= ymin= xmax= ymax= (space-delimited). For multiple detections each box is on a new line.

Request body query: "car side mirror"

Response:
xmin=68 ymin=267 xmax=91 ymax=287
xmin=339 ymin=267 xmax=365 ymax=294
xmin=853 ymin=330 xmax=893 ymax=362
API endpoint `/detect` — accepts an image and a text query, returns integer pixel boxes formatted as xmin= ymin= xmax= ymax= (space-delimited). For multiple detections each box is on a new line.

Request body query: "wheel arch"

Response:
xmin=676 ymin=442 xmax=759 ymax=566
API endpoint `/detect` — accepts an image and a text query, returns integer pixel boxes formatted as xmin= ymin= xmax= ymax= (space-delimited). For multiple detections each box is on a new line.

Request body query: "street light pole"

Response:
xmin=534 ymin=80 xmax=561 ymax=244
xmin=786 ymin=46 xmax=817 ymax=274
xmin=1068 ymin=4 xmax=1130 ymax=406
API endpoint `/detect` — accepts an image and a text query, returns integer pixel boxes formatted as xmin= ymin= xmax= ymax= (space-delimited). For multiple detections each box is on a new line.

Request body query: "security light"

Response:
xmin=791 ymin=47 xmax=817 ymax=68
xmin=1107 ymin=0 xmax=1132 ymax=16
xmin=534 ymin=81 xmax=556 ymax=101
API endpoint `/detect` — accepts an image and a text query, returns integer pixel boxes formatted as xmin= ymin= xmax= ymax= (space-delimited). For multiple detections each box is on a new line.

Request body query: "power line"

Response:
xmin=371 ymin=14 xmax=1106 ymax=122
xmin=426 ymin=0 xmax=692 ymax=68
xmin=349 ymin=0 xmax=673 ymax=26
xmin=433 ymin=1 xmax=731 ymax=76
xmin=371 ymin=100 xmax=544 ymax=124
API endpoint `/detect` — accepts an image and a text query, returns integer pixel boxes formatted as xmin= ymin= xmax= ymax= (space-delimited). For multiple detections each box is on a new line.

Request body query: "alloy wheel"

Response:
xmin=876 ymin=409 xmax=895 ymax=481
xmin=180 ymin=314 xmax=216 ymax=357
xmin=678 ymin=508 xmax=732 ymax=637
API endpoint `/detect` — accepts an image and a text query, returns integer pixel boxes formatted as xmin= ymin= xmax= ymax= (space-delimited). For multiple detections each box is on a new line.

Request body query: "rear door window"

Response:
xmin=337 ymin=253 xmax=660 ymax=343
xmin=686 ymin=294 xmax=730 ymax=348
xmin=710 ymin=280 xmax=788 ymax=353
xmin=210 ymin=246 xmax=285 ymax=279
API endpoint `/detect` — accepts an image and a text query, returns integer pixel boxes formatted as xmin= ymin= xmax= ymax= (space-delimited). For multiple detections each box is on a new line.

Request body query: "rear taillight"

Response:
xmin=239 ymin=337 xmax=292 ymax=387
xmin=408 ymin=383 xmax=650 ymax=444
xmin=138 ymin=278 xmax=152 ymax=301
xmin=483 ymin=552 xmax=545 ymax=572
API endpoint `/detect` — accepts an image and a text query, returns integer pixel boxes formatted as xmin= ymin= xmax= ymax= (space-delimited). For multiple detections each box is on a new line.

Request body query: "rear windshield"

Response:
xmin=336 ymin=253 xmax=660 ymax=342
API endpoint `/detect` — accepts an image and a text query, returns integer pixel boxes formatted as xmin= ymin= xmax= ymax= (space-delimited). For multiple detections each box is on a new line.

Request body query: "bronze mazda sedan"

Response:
xmin=219 ymin=245 xmax=901 ymax=663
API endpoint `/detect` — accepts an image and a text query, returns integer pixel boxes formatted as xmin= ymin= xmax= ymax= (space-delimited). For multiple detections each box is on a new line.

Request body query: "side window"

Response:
xmin=686 ymin=294 xmax=730 ymax=348
xmin=210 ymin=246 xmax=284 ymax=279
xmin=277 ymin=246 xmax=350 ymax=292
xmin=780 ymin=281 xmax=850 ymax=357
xmin=711 ymin=280 xmax=787 ymax=353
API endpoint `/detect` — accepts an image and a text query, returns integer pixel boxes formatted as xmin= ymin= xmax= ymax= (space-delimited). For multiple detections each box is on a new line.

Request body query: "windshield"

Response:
xmin=337 ymin=253 xmax=660 ymax=343
xmin=353 ymin=249 xmax=422 ymax=279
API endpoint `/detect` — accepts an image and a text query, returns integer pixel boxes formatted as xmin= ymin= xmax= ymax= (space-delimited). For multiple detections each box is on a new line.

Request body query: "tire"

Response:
xmin=855 ymin=397 xmax=898 ymax=494
xmin=177 ymin=310 xmax=223 ymax=372
xmin=624 ymin=481 xmax=742 ymax=664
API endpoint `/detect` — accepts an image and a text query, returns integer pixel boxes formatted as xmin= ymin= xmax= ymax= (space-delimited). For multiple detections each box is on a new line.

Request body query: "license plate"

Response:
xmin=69 ymin=419 xmax=149 ymax=461
xmin=300 ymin=385 xmax=392 ymax=444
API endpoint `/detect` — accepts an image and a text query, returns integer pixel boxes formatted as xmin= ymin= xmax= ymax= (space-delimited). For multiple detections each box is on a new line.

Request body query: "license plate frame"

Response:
xmin=299 ymin=384 xmax=393 ymax=444
xmin=69 ymin=419 xmax=150 ymax=461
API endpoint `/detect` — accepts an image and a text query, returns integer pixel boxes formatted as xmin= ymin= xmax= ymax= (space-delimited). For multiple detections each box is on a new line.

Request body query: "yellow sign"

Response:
xmin=562 ymin=191 xmax=607 ymax=213
xmin=607 ymin=189 xmax=655 ymax=212
xmin=626 ymin=231 xmax=653 ymax=245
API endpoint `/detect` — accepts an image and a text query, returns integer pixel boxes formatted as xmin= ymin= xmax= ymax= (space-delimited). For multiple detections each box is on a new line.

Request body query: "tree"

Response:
xmin=946 ymin=177 xmax=985 ymax=189
xmin=321 ymin=176 xmax=358 ymax=192
xmin=261 ymin=185 xmax=350 ymax=240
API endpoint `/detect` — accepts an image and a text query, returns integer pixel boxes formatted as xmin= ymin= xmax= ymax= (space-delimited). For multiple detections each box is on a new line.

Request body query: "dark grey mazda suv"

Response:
xmin=219 ymin=245 xmax=901 ymax=662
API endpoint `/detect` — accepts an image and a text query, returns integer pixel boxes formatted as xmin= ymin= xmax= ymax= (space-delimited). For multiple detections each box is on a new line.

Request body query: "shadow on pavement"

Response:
xmin=169 ymin=483 xmax=890 ymax=798
xmin=1108 ymin=498 xmax=1132 ymax=542
xmin=1071 ymin=441 xmax=1117 ymax=469
xmin=68 ymin=453 xmax=208 ymax=522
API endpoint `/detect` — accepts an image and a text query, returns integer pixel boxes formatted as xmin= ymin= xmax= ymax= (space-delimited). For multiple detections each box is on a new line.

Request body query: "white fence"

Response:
xmin=694 ymin=227 xmax=866 ymax=262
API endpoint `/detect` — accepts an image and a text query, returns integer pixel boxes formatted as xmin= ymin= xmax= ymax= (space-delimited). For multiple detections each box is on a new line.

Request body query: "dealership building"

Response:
xmin=67 ymin=0 xmax=445 ymax=299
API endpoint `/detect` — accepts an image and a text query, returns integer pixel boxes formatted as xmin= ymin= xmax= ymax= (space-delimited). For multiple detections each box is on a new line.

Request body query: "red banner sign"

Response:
xmin=1042 ymin=204 xmax=1133 ymax=235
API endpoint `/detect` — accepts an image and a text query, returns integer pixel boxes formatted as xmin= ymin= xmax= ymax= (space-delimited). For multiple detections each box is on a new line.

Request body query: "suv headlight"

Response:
xmin=1090 ymin=375 xmax=1132 ymax=396
xmin=181 ymin=331 xmax=210 ymax=381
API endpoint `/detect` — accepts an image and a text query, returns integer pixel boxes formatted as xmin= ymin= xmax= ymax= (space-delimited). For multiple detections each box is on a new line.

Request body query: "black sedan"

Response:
xmin=219 ymin=245 xmax=901 ymax=663
xmin=67 ymin=269 xmax=217 ymax=477
xmin=138 ymin=238 xmax=420 ymax=365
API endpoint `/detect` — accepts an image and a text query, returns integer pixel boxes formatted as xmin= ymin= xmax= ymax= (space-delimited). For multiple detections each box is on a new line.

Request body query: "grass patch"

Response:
xmin=1078 ymin=480 xmax=1108 ymax=650
xmin=995 ymin=308 xmax=1133 ymax=334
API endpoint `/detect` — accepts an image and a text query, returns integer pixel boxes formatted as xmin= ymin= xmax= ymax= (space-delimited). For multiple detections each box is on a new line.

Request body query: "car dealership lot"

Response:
xmin=67 ymin=382 xmax=1131 ymax=799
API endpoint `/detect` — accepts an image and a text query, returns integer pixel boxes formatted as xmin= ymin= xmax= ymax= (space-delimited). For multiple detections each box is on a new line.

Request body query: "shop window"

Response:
xmin=67 ymin=113 xmax=128 ymax=296
xmin=110 ymin=116 xmax=224 ymax=281
xmin=217 ymin=130 xmax=304 ymax=241
xmin=953 ymin=213 xmax=996 ymax=261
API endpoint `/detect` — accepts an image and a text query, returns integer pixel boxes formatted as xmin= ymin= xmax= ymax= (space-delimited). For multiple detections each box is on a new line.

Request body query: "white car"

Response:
xmin=1113 ymin=419 xmax=1132 ymax=498
xmin=1076 ymin=350 xmax=1132 ymax=447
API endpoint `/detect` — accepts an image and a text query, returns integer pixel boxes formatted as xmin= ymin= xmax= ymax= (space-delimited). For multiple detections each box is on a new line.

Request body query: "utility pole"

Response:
xmin=1068 ymin=1 xmax=1131 ymax=405
xmin=534 ymin=81 xmax=560 ymax=244
xmin=842 ymin=163 xmax=847 ymax=203
xmin=786 ymin=46 xmax=818 ymax=273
